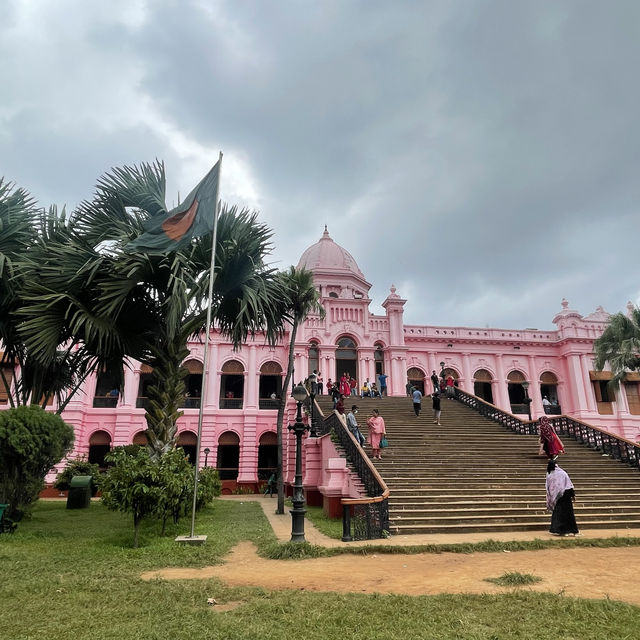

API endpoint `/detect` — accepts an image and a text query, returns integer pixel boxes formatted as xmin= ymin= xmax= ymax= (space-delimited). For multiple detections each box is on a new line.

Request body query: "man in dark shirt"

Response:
xmin=432 ymin=391 xmax=441 ymax=425
xmin=431 ymin=371 xmax=439 ymax=393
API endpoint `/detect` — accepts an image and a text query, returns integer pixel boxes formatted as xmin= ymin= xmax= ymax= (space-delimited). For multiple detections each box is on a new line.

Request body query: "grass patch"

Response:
xmin=1 ymin=501 xmax=639 ymax=640
xmin=485 ymin=571 xmax=543 ymax=587
xmin=302 ymin=504 xmax=343 ymax=539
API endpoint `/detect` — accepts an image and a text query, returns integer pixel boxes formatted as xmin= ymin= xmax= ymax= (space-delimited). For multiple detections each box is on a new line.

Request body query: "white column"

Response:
xmin=528 ymin=355 xmax=544 ymax=418
xmin=579 ymin=354 xmax=597 ymax=413
xmin=462 ymin=353 xmax=472 ymax=393
xmin=494 ymin=355 xmax=510 ymax=411
xmin=246 ymin=345 xmax=257 ymax=409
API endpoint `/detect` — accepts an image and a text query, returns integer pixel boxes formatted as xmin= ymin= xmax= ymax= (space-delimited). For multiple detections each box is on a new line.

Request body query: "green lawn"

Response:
xmin=1 ymin=500 xmax=638 ymax=640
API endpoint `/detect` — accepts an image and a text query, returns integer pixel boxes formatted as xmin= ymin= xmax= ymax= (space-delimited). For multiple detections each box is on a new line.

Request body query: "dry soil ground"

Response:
xmin=142 ymin=496 xmax=640 ymax=607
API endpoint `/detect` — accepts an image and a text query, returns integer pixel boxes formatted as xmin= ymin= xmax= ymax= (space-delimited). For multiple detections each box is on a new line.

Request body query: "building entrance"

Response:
xmin=335 ymin=337 xmax=358 ymax=383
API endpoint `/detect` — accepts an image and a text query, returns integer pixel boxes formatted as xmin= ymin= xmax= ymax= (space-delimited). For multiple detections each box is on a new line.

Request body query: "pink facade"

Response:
xmin=4 ymin=228 xmax=639 ymax=489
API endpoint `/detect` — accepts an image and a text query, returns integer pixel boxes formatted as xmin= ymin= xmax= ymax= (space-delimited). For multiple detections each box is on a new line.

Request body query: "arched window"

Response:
xmin=216 ymin=431 xmax=240 ymax=480
xmin=181 ymin=359 xmax=203 ymax=408
xmin=407 ymin=367 xmax=425 ymax=394
xmin=507 ymin=370 xmax=527 ymax=409
xmin=177 ymin=431 xmax=198 ymax=465
xmin=136 ymin=364 xmax=153 ymax=409
xmin=0 ymin=361 xmax=14 ymax=405
xmin=88 ymin=430 xmax=112 ymax=468
xmin=220 ymin=360 xmax=244 ymax=409
xmin=257 ymin=431 xmax=277 ymax=480
xmin=328 ymin=292 xmax=339 ymax=298
xmin=259 ymin=361 xmax=283 ymax=409
xmin=335 ymin=337 xmax=358 ymax=381
xmin=473 ymin=369 xmax=494 ymax=404
xmin=93 ymin=366 xmax=120 ymax=408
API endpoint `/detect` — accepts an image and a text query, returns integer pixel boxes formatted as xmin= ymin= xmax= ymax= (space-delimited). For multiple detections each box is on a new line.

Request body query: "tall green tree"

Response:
xmin=594 ymin=305 xmax=640 ymax=388
xmin=274 ymin=267 xmax=324 ymax=514
xmin=17 ymin=161 xmax=287 ymax=459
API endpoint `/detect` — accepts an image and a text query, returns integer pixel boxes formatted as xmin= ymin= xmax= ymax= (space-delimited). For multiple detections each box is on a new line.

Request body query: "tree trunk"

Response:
xmin=276 ymin=320 xmax=299 ymax=515
xmin=133 ymin=513 xmax=140 ymax=548
xmin=144 ymin=337 xmax=189 ymax=462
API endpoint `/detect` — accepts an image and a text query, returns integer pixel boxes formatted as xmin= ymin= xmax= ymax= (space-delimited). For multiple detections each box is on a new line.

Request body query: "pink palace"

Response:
xmin=6 ymin=228 xmax=638 ymax=493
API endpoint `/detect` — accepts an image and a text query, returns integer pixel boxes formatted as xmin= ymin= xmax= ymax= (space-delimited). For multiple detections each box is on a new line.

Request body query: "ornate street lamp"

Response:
xmin=203 ymin=447 xmax=210 ymax=467
xmin=522 ymin=381 xmax=532 ymax=421
xmin=289 ymin=384 xmax=309 ymax=542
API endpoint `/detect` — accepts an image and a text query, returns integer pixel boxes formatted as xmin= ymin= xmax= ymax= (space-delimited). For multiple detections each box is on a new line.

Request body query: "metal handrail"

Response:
xmin=309 ymin=396 xmax=389 ymax=540
xmin=454 ymin=387 xmax=640 ymax=469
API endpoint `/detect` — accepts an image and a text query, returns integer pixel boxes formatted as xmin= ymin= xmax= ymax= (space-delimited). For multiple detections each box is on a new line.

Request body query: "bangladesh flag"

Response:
xmin=127 ymin=159 xmax=221 ymax=254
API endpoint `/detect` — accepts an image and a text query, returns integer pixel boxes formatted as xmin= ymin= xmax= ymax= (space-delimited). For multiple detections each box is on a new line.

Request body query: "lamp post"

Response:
xmin=203 ymin=447 xmax=210 ymax=467
xmin=522 ymin=381 xmax=532 ymax=421
xmin=289 ymin=384 xmax=309 ymax=542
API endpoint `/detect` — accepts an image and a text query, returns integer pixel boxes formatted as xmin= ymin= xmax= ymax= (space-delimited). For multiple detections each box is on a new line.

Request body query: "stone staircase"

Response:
xmin=315 ymin=393 xmax=640 ymax=534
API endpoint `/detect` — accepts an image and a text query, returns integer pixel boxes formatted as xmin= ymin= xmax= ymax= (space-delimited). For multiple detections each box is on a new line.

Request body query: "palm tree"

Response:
xmin=0 ymin=182 xmax=89 ymax=410
xmin=17 ymin=161 xmax=287 ymax=459
xmin=594 ymin=305 xmax=640 ymax=389
xmin=274 ymin=267 xmax=324 ymax=514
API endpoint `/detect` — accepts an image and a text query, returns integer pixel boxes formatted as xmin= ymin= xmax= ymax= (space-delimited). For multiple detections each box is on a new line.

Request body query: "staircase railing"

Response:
xmin=454 ymin=388 xmax=640 ymax=470
xmin=548 ymin=415 xmax=640 ymax=470
xmin=311 ymin=398 xmax=390 ymax=541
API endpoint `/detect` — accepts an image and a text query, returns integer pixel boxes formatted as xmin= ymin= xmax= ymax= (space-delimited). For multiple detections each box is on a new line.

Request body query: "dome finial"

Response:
xmin=321 ymin=225 xmax=330 ymax=240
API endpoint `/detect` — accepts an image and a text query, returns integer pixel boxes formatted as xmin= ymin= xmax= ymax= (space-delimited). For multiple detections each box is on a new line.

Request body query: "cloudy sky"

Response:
xmin=2 ymin=0 xmax=639 ymax=330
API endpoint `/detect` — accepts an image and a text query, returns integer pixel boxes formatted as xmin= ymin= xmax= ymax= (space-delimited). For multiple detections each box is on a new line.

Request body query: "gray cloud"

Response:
xmin=2 ymin=0 xmax=639 ymax=330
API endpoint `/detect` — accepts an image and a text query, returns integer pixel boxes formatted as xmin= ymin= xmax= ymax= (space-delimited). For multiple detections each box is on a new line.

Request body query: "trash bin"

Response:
xmin=67 ymin=475 xmax=92 ymax=509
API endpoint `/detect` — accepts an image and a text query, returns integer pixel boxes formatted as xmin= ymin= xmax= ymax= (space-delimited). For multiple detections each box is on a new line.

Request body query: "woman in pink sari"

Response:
xmin=367 ymin=409 xmax=386 ymax=459
xmin=538 ymin=416 xmax=565 ymax=460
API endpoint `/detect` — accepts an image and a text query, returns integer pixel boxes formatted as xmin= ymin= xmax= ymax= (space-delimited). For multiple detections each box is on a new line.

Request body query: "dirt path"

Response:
xmin=142 ymin=541 xmax=640 ymax=606
xmin=141 ymin=497 xmax=640 ymax=606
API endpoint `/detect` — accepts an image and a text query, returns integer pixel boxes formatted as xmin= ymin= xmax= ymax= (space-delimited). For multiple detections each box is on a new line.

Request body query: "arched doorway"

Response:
xmin=88 ymin=430 xmax=112 ymax=468
xmin=216 ymin=431 xmax=240 ymax=480
xmin=259 ymin=361 xmax=282 ymax=409
xmin=335 ymin=337 xmax=358 ymax=382
xmin=374 ymin=344 xmax=385 ymax=377
xmin=220 ymin=360 xmax=244 ymax=409
xmin=474 ymin=369 xmax=494 ymax=404
xmin=540 ymin=371 xmax=560 ymax=414
xmin=177 ymin=431 xmax=197 ymax=464
xmin=257 ymin=431 xmax=277 ymax=481
xmin=443 ymin=368 xmax=459 ymax=386
xmin=407 ymin=367 xmax=425 ymax=394
xmin=132 ymin=431 xmax=147 ymax=446
xmin=507 ymin=370 xmax=527 ymax=412
xmin=308 ymin=342 xmax=319 ymax=376
xmin=182 ymin=359 xmax=203 ymax=408
xmin=136 ymin=364 xmax=153 ymax=409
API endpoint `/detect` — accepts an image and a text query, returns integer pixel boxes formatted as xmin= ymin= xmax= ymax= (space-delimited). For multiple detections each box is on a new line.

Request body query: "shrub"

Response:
xmin=0 ymin=405 xmax=74 ymax=519
xmin=195 ymin=466 xmax=222 ymax=510
xmin=100 ymin=446 xmax=162 ymax=548
xmin=54 ymin=458 xmax=101 ymax=495
xmin=157 ymin=448 xmax=193 ymax=533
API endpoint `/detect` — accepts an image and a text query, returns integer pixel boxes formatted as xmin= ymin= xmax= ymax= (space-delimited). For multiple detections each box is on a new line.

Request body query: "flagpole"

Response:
xmin=189 ymin=151 xmax=223 ymax=541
